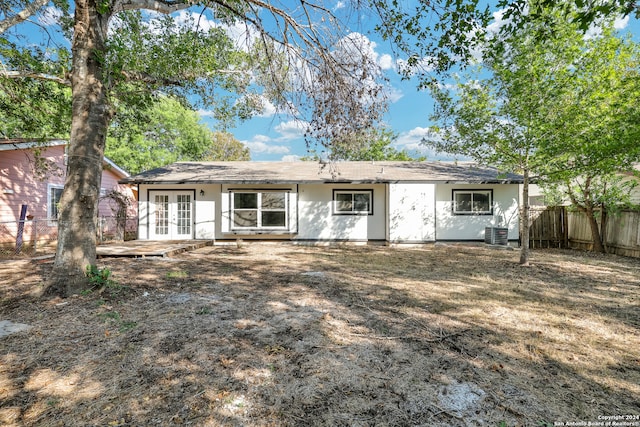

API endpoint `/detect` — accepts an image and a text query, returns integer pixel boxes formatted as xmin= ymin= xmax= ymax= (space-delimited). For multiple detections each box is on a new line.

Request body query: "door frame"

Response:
xmin=147 ymin=189 xmax=196 ymax=240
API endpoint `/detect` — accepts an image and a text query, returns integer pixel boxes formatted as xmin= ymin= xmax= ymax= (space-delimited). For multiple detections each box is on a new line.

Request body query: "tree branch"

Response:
xmin=115 ymin=0 xmax=191 ymax=14
xmin=119 ymin=69 xmax=249 ymax=85
xmin=0 ymin=70 xmax=71 ymax=86
xmin=0 ymin=0 xmax=50 ymax=34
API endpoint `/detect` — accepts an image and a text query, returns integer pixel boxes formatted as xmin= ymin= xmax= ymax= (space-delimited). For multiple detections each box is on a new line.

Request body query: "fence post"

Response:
xmin=33 ymin=219 xmax=38 ymax=255
xmin=15 ymin=204 xmax=27 ymax=254
xmin=561 ymin=207 xmax=568 ymax=248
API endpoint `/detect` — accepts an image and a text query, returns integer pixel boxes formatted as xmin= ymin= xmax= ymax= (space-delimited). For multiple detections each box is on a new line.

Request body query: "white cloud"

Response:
xmin=197 ymin=109 xmax=215 ymax=118
xmin=485 ymin=9 xmax=511 ymax=36
xmin=335 ymin=32 xmax=393 ymax=76
xmin=239 ymin=119 xmax=309 ymax=158
xmin=281 ymin=155 xmax=302 ymax=162
xmin=433 ymin=81 xmax=459 ymax=92
xmin=395 ymin=127 xmax=462 ymax=160
xmin=173 ymin=10 xmax=217 ymax=32
xmin=256 ymin=97 xmax=277 ymax=118
xmin=198 ymin=96 xmax=277 ymax=120
xmin=37 ymin=6 xmax=63 ymax=27
xmin=467 ymin=7 xmax=523 ymax=63
xmin=334 ymin=1 xmax=346 ymax=11
xmin=396 ymin=56 xmax=438 ymax=76
xmin=586 ymin=13 xmax=631 ymax=38
xmin=140 ymin=10 xmax=259 ymax=52
xmin=614 ymin=15 xmax=629 ymax=29
xmin=221 ymin=21 xmax=260 ymax=52
xmin=395 ymin=127 xmax=432 ymax=149
xmin=378 ymin=53 xmax=394 ymax=70
xmin=243 ymin=135 xmax=291 ymax=155
xmin=386 ymin=86 xmax=404 ymax=103
xmin=274 ymin=120 xmax=307 ymax=141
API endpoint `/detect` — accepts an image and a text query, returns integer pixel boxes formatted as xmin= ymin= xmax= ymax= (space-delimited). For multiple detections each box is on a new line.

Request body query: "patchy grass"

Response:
xmin=0 ymin=243 xmax=639 ymax=426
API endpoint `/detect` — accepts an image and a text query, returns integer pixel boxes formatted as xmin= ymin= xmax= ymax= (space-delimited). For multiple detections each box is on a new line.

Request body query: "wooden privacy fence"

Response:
xmin=529 ymin=206 xmax=568 ymax=249
xmin=567 ymin=208 xmax=640 ymax=258
xmin=529 ymin=206 xmax=640 ymax=258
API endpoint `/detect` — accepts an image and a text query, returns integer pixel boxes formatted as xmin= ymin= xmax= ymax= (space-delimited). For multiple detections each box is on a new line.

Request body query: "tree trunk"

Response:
xmin=599 ymin=206 xmax=608 ymax=253
xmin=564 ymin=176 xmax=605 ymax=253
xmin=47 ymin=0 xmax=112 ymax=297
xmin=585 ymin=206 xmax=605 ymax=253
xmin=519 ymin=167 xmax=530 ymax=266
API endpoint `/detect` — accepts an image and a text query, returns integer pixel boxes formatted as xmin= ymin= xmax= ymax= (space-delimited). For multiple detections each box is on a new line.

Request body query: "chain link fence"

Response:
xmin=0 ymin=217 xmax=138 ymax=257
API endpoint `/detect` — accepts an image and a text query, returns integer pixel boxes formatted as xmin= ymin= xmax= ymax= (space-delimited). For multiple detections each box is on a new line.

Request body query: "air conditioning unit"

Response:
xmin=485 ymin=227 xmax=508 ymax=245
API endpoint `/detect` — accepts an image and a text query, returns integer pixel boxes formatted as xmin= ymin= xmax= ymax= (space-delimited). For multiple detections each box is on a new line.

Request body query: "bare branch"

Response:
xmin=115 ymin=0 xmax=192 ymax=14
xmin=0 ymin=0 xmax=50 ymax=34
xmin=0 ymin=70 xmax=71 ymax=86
xmin=119 ymin=69 xmax=249 ymax=85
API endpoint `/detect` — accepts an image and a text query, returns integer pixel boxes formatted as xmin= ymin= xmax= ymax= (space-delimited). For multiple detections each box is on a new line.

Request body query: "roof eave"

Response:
xmin=0 ymin=139 xmax=67 ymax=151
xmin=120 ymin=178 xmax=524 ymax=185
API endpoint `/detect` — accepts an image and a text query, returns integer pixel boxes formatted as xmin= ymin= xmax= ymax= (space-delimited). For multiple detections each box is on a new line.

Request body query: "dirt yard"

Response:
xmin=0 ymin=243 xmax=639 ymax=426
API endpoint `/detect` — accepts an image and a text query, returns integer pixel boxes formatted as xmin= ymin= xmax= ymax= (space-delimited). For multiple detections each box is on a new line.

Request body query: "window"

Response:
xmin=333 ymin=190 xmax=373 ymax=215
xmin=154 ymin=194 xmax=169 ymax=236
xmin=48 ymin=184 xmax=64 ymax=219
xmin=452 ymin=190 xmax=493 ymax=215
xmin=176 ymin=194 xmax=192 ymax=235
xmin=231 ymin=192 xmax=287 ymax=229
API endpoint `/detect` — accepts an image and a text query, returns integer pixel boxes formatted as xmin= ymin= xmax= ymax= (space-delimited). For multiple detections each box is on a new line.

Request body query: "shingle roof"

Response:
xmin=120 ymin=161 xmax=523 ymax=184
xmin=0 ymin=138 xmax=130 ymax=179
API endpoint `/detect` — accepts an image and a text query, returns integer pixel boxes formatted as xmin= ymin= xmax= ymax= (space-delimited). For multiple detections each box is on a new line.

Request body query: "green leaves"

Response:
xmin=307 ymin=127 xmax=425 ymax=161
xmin=424 ymin=5 xmax=640 ymax=252
xmin=104 ymin=11 xmax=252 ymax=115
xmin=373 ymin=0 xmax=492 ymax=75
xmin=105 ymin=96 xmax=250 ymax=174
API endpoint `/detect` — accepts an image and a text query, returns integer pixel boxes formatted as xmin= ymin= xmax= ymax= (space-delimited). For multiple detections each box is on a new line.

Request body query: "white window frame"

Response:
xmin=230 ymin=191 xmax=289 ymax=230
xmin=333 ymin=190 xmax=373 ymax=215
xmin=452 ymin=189 xmax=493 ymax=215
xmin=47 ymin=184 xmax=64 ymax=220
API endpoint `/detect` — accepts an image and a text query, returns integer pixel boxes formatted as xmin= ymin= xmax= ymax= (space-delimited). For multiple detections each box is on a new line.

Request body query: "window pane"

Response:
xmin=176 ymin=194 xmax=191 ymax=234
xmin=154 ymin=195 xmax=169 ymax=235
xmin=335 ymin=193 xmax=352 ymax=212
xmin=234 ymin=193 xmax=257 ymax=209
xmin=234 ymin=210 xmax=257 ymax=227
xmin=262 ymin=211 xmax=286 ymax=227
xmin=262 ymin=192 xmax=286 ymax=209
xmin=473 ymin=192 xmax=491 ymax=212
xmin=353 ymin=193 xmax=370 ymax=212
xmin=50 ymin=187 xmax=63 ymax=219
xmin=455 ymin=193 xmax=472 ymax=212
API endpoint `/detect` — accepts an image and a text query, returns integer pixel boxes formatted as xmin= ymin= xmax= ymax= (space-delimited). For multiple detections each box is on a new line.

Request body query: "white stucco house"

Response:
xmin=120 ymin=161 xmax=524 ymax=244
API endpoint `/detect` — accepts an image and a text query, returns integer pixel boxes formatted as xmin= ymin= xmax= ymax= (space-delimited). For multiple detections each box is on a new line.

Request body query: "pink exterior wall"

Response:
xmin=0 ymin=145 xmax=65 ymax=222
xmin=0 ymin=144 xmax=136 ymax=244
xmin=97 ymin=167 xmax=138 ymax=219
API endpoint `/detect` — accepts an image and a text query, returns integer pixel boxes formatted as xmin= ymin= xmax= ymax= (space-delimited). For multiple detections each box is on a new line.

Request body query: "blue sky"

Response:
xmin=196 ymin=7 xmax=640 ymax=162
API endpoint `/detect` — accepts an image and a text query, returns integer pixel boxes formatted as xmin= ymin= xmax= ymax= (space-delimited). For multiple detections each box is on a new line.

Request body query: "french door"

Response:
xmin=149 ymin=191 xmax=194 ymax=240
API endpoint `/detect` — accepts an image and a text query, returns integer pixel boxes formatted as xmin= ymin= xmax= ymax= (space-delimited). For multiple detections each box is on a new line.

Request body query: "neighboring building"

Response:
xmin=0 ymin=139 xmax=136 ymax=245
xmin=121 ymin=161 xmax=523 ymax=244
xmin=525 ymin=167 xmax=640 ymax=207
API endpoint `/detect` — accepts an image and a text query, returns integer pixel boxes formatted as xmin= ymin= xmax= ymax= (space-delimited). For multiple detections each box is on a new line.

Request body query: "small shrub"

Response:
xmin=85 ymin=265 xmax=126 ymax=298
xmin=119 ymin=321 xmax=137 ymax=332
xmin=86 ymin=265 xmax=114 ymax=290
xmin=100 ymin=311 xmax=121 ymax=321
xmin=196 ymin=306 xmax=213 ymax=315
xmin=166 ymin=270 xmax=188 ymax=279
